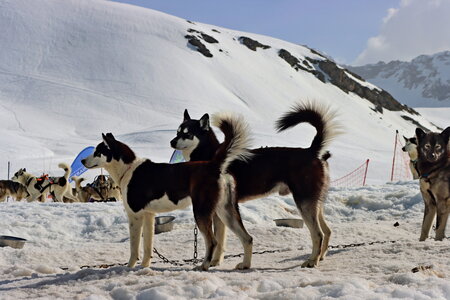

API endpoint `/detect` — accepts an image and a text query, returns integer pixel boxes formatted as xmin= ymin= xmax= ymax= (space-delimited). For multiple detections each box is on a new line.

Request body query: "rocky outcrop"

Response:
xmin=315 ymin=59 xmax=417 ymax=114
xmin=187 ymin=29 xmax=218 ymax=44
xmin=185 ymin=28 xmax=220 ymax=57
xmin=239 ymin=37 xmax=270 ymax=51
xmin=279 ymin=49 xmax=324 ymax=82
xmin=278 ymin=48 xmax=417 ymax=114
xmin=185 ymin=35 xmax=213 ymax=57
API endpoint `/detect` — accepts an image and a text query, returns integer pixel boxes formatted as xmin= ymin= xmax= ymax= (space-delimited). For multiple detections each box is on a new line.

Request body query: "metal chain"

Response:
xmin=60 ymin=235 xmax=449 ymax=270
xmin=193 ymin=226 xmax=199 ymax=263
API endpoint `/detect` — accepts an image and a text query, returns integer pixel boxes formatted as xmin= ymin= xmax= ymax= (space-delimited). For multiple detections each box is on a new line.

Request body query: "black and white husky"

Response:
xmin=171 ymin=102 xmax=342 ymax=268
xmin=11 ymin=163 xmax=78 ymax=203
xmin=82 ymin=113 xmax=253 ymax=271
xmin=402 ymin=136 xmax=420 ymax=179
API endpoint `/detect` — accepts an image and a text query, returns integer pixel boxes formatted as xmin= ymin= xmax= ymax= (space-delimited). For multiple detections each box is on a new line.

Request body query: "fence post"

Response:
xmin=390 ymin=130 xmax=398 ymax=181
xmin=363 ymin=159 xmax=369 ymax=186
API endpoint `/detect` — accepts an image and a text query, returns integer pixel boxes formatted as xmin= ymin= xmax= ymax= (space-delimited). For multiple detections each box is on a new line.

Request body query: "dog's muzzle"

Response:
xmin=170 ymin=138 xmax=178 ymax=149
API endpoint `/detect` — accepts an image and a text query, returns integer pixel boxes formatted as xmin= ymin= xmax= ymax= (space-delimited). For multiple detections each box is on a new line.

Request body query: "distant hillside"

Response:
xmin=348 ymin=51 xmax=450 ymax=108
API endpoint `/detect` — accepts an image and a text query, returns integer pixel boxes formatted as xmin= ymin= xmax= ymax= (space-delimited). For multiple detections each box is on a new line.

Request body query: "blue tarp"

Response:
xmin=69 ymin=146 xmax=95 ymax=182
xmin=169 ymin=150 xmax=185 ymax=164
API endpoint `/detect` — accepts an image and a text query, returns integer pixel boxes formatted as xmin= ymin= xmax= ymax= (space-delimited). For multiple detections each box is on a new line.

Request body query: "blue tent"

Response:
xmin=169 ymin=150 xmax=185 ymax=164
xmin=69 ymin=146 xmax=95 ymax=182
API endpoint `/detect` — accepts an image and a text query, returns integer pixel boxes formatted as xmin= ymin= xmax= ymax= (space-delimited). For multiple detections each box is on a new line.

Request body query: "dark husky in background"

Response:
xmin=82 ymin=113 xmax=254 ymax=271
xmin=415 ymin=127 xmax=450 ymax=241
xmin=0 ymin=180 xmax=29 ymax=202
xmin=171 ymin=102 xmax=342 ymax=268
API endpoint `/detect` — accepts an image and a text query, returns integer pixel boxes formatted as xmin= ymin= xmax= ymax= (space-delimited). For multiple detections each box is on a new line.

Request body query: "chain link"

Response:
xmin=193 ymin=226 xmax=199 ymax=262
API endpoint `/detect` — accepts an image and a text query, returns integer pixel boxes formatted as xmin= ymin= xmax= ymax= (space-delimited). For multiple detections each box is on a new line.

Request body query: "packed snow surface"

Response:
xmin=0 ymin=182 xmax=449 ymax=299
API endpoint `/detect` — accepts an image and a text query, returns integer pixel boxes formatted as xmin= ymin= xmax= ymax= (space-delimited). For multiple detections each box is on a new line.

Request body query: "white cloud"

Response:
xmin=354 ymin=0 xmax=450 ymax=65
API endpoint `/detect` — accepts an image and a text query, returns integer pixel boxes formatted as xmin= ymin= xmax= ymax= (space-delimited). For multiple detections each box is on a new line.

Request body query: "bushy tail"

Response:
xmin=211 ymin=113 xmax=252 ymax=174
xmin=58 ymin=162 xmax=71 ymax=179
xmin=72 ymin=176 xmax=85 ymax=192
xmin=275 ymin=101 xmax=343 ymax=157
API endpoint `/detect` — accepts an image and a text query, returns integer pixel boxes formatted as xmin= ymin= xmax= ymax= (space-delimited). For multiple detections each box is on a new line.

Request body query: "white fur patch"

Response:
xmin=143 ymin=194 xmax=192 ymax=213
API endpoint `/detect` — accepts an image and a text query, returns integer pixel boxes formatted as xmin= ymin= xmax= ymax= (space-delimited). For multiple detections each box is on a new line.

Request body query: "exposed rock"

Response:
xmin=201 ymin=33 xmax=218 ymax=44
xmin=312 ymin=58 xmax=418 ymax=114
xmin=187 ymin=29 xmax=218 ymax=43
xmin=279 ymin=49 xmax=324 ymax=82
xmin=212 ymin=29 xmax=221 ymax=33
xmin=185 ymin=35 xmax=213 ymax=57
xmin=239 ymin=36 xmax=270 ymax=51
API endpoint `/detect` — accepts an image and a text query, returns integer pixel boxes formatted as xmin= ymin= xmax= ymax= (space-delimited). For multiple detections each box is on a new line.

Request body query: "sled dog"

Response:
xmin=12 ymin=163 xmax=78 ymax=203
xmin=0 ymin=180 xmax=30 ymax=202
xmin=82 ymin=113 xmax=253 ymax=270
xmin=415 ymin=127 xmax=450 ymax=241
xmin=72 ymin=176 xmax=121 ymax=202
xmin=171 ymin=102 xmax=342 ymax=268
xmin=402 ymin=136 xmax=420 ymax=179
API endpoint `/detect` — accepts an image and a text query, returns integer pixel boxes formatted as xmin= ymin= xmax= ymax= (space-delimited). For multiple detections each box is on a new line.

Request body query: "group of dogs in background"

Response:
xmin=0 ymin=163 xmax=121 ymax=203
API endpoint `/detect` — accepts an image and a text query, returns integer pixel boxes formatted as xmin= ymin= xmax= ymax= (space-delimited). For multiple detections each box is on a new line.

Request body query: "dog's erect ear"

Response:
xmin=411 ymin=137 xmax=417 ymax=145
xmin=23 ymin=168 xmax=26 ymax=172
xmin=441 ymin=126 xmax=450 ymax=144
xmin=199 ymin=113 xmax=210 ymax=131
xmin=102 ymin=133 xmax=115 ymax=149
xmin=403 ymin=136 xmax=408 ymax=142
xmin=415 ymin=128 xmax=426 ymax=142
xmin=184 ymin=109 xmax=191 ymax=122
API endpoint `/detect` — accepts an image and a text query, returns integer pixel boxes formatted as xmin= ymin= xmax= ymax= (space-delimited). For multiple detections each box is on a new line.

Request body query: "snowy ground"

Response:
xmin=0 ymin=181 xmax=449 ymax=299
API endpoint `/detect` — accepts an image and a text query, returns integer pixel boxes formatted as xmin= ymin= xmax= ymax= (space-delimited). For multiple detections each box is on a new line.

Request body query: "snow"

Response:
xmin=0 ymin=182 xmax=449 ymax=299
xmin=0 ymin=0 xmax=448 ymax=299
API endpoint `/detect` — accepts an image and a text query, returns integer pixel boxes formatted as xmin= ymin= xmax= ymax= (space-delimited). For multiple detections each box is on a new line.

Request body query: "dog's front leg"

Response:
xmin=127 ymin=212 xmax=144 ymax=268
xmin=420 ymin=188 xmax=436 ymax=241
xmin=435 ymin=205 xmax=449 ymax=241
xmin=141 ymin=212 xmax=155 ymax=267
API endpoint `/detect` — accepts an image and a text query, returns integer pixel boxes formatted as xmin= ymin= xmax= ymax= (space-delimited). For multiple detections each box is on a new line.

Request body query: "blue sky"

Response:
xmin=111 ymin=0 xmax=450 ymax=65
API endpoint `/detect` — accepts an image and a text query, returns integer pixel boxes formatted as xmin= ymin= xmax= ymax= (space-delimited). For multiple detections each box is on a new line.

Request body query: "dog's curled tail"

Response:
xmin=211 ymin=112 xmax=252 ymax=174
xmin=58 ymin=163 xmax=71 ymax=179
xmin=275 ymin=101 xmax=343 ymax=157
xmin=71 ymin=176 xmax=84 ymax=191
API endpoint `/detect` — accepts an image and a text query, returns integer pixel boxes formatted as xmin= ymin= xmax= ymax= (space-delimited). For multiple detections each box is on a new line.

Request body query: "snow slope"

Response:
xmin=0 ymin=182 xmax=449 ymax=299
xmin=0 ymin=0 xmax=439 ymax=185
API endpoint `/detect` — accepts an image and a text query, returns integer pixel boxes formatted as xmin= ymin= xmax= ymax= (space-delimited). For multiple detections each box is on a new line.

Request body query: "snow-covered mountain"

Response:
xmin=348 ymin=51 xmax=450 ymax=108
xmin=0 ymin=0 xmax=440 ymax=184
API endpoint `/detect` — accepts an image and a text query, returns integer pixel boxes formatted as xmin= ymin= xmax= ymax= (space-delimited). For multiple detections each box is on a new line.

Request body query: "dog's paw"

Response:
xmin=193 ymin=264 xmax=209 ymax=271
xmin=301 ymin=260 xmax=318 ymax=268
xmin=127 ymin=258 xmax=138 ymax=268
xmin=210 ymin=258 xmax=223 ymax=267
xmin=235 ymin=262 xmax=250 ymax=270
